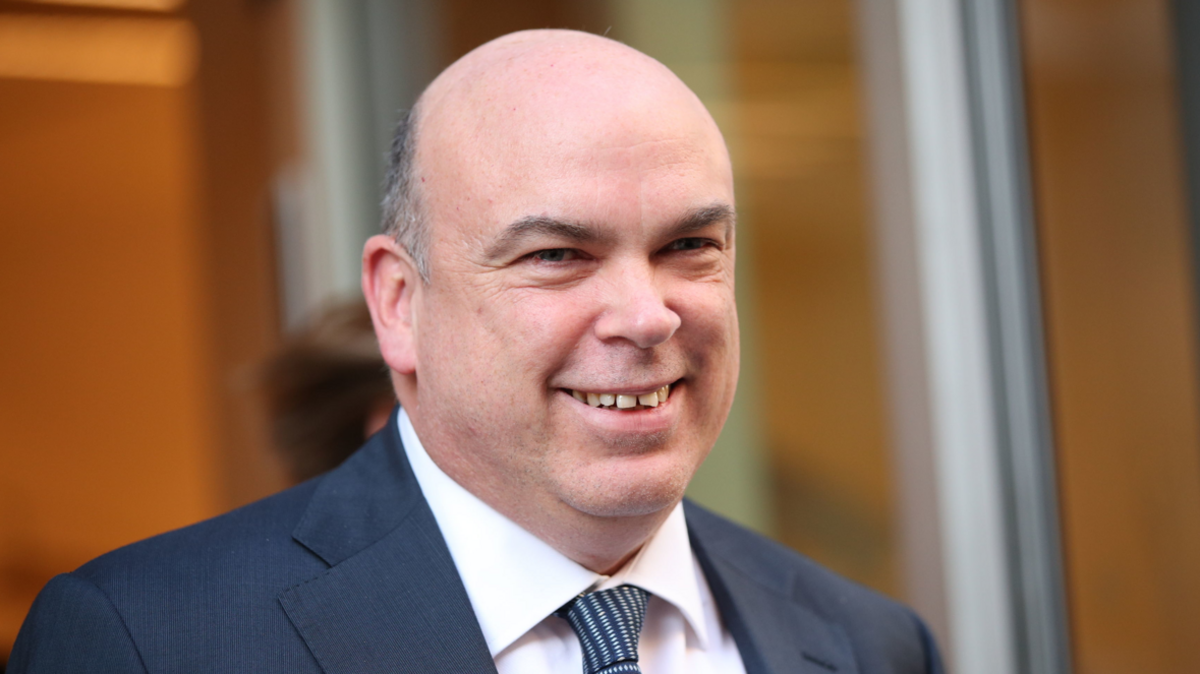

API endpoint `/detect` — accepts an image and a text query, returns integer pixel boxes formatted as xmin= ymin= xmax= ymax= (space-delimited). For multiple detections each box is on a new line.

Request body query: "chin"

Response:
xmin=555 ymin=455 xmax=695 ymax=519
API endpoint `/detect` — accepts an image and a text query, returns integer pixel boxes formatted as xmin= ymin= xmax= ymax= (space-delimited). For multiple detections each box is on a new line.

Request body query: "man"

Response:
xmin=11 ymin=30 xmax=942 ymax=673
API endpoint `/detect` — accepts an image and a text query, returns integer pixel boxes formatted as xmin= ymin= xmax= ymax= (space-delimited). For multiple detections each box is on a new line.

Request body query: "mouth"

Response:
xmin=563 ymin=382 xmax=677 ymax=411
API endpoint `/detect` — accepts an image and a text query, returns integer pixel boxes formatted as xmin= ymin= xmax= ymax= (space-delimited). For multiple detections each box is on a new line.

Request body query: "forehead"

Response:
xmin=418 ymin=74 xmax=733 ymax=242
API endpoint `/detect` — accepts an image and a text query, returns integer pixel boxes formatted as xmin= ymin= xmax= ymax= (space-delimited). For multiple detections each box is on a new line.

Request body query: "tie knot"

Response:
xmin=556 ymin=585 xmax=651 ymax=674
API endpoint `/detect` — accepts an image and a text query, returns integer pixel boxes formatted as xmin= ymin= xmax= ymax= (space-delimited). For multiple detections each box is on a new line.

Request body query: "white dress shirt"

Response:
xmin=398 ymin=409 xmax=747 ymax=674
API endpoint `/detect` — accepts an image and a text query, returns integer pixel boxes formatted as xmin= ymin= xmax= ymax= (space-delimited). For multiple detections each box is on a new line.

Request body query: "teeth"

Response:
xmin=569 ymin=384 xmax=673 ymax=410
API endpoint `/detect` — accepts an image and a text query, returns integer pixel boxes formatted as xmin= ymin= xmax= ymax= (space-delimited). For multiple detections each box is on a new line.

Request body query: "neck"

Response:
xmin=517 ymin=500 xmax=674 ymax=575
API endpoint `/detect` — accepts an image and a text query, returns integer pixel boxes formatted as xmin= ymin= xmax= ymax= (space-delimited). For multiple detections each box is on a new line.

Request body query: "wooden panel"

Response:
xmin=0 ymin=78 xmax=217 ymax=655
xmin=0 ymin=0 xmax=287 ymax=658
xmin=1021 ymin=0 xmax=1200 ymax=671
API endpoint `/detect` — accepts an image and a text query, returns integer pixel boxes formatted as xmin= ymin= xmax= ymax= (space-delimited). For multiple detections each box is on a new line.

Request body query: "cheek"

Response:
xmin=674 ymin=284 xmax=739 ymax=357
xmin=489 ymin=289 xmax=597 ymax=372
xmin=418 ymin=286 xmax=598 ymax=410
xmin=675 ymin=284 xmax=740 ymax=412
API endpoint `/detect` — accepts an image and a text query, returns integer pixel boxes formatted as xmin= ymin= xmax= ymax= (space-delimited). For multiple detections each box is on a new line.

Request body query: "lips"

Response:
xmin=568 ymin=384 xmax=671 ymax=410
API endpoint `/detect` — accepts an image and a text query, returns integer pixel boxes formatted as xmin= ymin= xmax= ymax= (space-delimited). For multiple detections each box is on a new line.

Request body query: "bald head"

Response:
xmin=380 ymin=29 xmax=731 ymax=280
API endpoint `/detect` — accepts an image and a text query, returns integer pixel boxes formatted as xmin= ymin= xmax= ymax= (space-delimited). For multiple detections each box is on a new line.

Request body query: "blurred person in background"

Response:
xmin=259 ymin=300 xmax=395 ymax=484
xmin=10 ymin=30 xmax=941 ymax=673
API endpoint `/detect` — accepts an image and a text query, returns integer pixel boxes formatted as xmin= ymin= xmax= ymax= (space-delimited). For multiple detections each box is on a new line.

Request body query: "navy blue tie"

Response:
xmin=556 ymin=585 xmax=651 ymax=674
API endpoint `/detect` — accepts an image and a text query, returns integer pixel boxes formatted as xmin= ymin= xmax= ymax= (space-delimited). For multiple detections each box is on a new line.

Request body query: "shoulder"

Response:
xmin=685 ymin=500 xmax=942 ymax=674
xmin=74 ymin=477 xmax=326 ymax=594
xmin=53 ymin=478 xmax=332 ymax=645
xmin=9 ymin=572 xmax=149 ymax=673
xmin=10 ymin=479 xmax=334 ymax=672
xmin=46 ymin=423 xmax=416 ymax=618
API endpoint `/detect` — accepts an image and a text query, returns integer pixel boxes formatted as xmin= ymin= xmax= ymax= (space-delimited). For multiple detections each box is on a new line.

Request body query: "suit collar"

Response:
xmin=686 ymin=500 xmax=861 ymax=674
xmin=289 ymin=408 xmax=420 ymax=567
xmin=281 ymin=408 xmax=498 ymax=673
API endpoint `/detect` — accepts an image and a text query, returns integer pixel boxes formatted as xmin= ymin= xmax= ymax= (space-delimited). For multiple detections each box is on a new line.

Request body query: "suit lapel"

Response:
xmin=687 ymin=502 xmax=860 ymax=674
xmin=279 ymin=410 xmax=497 ymax=674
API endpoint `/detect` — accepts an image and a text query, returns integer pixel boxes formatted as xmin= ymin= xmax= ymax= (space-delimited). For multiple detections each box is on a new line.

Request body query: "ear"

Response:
xmin=362 ymin=234 xmax=421 ymax=375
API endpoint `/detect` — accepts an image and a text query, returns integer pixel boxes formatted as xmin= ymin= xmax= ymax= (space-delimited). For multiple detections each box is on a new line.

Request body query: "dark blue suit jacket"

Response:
xmin=11 ymin=411 xmax=942 ymax=673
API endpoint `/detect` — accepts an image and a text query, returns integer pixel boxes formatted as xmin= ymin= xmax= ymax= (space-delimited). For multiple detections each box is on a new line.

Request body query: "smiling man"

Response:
xmin=11 ymin=30 xmax=941 ymax=674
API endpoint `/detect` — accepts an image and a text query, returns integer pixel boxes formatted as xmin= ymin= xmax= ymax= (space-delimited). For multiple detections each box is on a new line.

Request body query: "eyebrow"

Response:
xmin=668 ymin=203 xmax=736 ymax=241
xmin=483 ymin=216 xmax=607 ymax=261
xmin=482 ymin=202 xmax=736 ymax=261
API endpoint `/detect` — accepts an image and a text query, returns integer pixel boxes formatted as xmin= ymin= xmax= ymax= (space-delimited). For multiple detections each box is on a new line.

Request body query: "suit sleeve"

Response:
xmin=8 ymin=573 xmax=148 ymax=674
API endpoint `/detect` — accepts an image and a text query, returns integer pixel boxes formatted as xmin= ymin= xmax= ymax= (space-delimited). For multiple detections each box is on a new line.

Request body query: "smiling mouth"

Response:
xmin=566 ymin=383 xmax=674 ymax=411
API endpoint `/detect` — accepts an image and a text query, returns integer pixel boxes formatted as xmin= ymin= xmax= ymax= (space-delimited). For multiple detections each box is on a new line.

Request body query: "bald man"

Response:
xmin=10 ymin=31 xmax=942 ymax=674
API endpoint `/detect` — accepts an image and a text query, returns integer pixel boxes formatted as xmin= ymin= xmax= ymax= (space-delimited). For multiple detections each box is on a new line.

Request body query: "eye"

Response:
xmin=530 ymin=248 xmax=580 ymax=262
xmin=666 ymin=237 xmax=714 ymax=252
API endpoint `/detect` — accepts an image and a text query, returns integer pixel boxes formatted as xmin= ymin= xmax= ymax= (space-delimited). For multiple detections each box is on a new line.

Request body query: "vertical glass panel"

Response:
xmin=726 ymin=0 xmax=898 ymax=595
xmin=1019 ymin=0 xmax=1200 ymax=671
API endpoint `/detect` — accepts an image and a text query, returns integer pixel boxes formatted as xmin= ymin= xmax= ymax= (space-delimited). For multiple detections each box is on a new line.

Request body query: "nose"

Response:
xmin=593 ymin=266 xmax=682 ymax=349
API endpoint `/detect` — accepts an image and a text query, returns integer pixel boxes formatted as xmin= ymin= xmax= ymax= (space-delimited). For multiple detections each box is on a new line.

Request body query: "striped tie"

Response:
xmin=556 ymin=585 xmax=651 ymax=674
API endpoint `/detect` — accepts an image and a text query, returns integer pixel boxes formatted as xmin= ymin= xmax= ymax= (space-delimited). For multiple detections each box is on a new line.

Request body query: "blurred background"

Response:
xmin=2 ymin=0 xmax=1199 ymax=672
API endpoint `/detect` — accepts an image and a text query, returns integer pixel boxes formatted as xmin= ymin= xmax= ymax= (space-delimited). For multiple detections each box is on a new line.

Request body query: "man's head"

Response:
xmin=363 ymin=29 xmax=739 ymax=569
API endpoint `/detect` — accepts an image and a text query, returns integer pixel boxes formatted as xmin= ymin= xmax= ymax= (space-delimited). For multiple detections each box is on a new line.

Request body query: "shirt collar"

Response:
xmin=398 ymin=408 xmax=710 ymax=655
xmin=597 ymin=501 xmax=710 ymax=650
